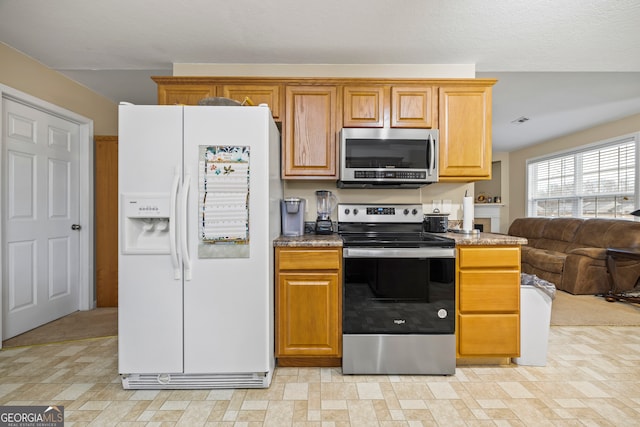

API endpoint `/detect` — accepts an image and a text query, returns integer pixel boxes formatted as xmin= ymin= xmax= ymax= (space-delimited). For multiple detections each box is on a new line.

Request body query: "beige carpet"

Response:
xmin=551 ymin=290 xmax=640 ymax=326
xmin=2 ymin=307 xmax=117 ymax=348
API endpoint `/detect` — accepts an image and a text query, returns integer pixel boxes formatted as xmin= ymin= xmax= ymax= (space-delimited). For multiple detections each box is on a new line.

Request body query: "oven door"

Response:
xmin=342 ymin=247 xmax=456 ymax=335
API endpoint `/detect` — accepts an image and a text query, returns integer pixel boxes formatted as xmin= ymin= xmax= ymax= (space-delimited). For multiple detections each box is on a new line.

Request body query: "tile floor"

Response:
xmin=0 ymin=326 xmax=639 ymax=426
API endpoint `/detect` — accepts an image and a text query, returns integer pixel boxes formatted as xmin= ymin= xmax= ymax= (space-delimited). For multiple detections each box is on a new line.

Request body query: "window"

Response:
xmin=527 ymin=133 xmax=638 ymax=219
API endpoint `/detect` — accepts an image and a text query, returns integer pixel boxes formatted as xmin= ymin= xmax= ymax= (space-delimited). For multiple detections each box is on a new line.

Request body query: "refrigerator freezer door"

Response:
xmin=118 ymin=105 xmax=185 ymax=374
xmin=182 ymin=106 xmax=276 ymax=374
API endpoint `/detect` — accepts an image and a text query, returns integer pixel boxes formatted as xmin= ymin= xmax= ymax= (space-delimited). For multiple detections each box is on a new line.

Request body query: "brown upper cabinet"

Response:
xmin=221 ymin=84 xmax=282 ymax=119
xmin=342 ymin=85 xmax=436 ymax=128
xmin=153 ymin=77 xmax=496 ymax=182
xmin=438 ymin=85 xmax=492 ymax=181
xmin=157 ymin=83 xmax=216 ymax=105
xmin=342 ymin=86 xmax=385 ymax=127
xmin=155 ymin=79 xmax=282 ymax=119
xmin=283 ymin=85 xmax=338 ymax=179
xmin=390 ymin=86 xmax=436 ymax=128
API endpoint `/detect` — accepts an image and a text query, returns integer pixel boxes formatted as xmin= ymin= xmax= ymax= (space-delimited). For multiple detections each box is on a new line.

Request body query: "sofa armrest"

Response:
xmin=563 ymin=248 xmax=609 ymax=294
xmin=567 ymin=247 xmax=607 ymax=260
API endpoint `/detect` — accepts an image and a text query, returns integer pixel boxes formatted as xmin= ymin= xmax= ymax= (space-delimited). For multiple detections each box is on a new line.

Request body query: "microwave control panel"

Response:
xmin=353 ymin=170 xmax=427 ymax=180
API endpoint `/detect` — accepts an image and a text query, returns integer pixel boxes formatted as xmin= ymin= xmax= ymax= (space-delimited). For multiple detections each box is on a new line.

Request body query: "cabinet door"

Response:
xmin=343 ymin=86 xmax=385 ymax=127
xmin=157 ymin=84 xmax=216 ymax=105
xmin=222 ymin=84 xmax=282 ymax=119
xmin=438 ymin=85 xmax=492 ymax=180
xmin=276 ymin=271 xmax=341 ymax=357
xmin=391 ymin=86 xmax=435 ymax=128
xmin=284 ymin=86 xmax=338 ymax=178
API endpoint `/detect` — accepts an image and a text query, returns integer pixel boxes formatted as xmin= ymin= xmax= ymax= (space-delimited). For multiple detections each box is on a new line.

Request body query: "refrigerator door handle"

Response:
xmin=181 ymin=172 xmax=192 ymax=281
xmin=169 ymin=167 xmax=181 ymax=280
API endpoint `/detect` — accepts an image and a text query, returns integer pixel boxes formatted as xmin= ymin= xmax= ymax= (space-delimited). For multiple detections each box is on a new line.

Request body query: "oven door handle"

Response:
xmin=343 ymin=247 xmax=455 ymax=258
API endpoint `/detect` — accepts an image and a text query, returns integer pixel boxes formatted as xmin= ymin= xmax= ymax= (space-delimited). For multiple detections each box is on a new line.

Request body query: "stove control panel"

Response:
xmin=338 ymin=203 xmax=423 ymax=223
xmin=366 ymin=207 xmax=396 ymax=215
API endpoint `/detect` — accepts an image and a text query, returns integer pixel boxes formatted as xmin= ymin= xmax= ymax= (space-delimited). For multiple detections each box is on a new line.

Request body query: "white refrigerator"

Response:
xmin=118 ymin=104 xmax=282 ymax=389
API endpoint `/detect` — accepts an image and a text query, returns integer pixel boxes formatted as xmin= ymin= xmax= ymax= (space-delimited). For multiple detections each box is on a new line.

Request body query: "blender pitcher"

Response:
xmin=315 ymin=190 xmax=337 ymax=234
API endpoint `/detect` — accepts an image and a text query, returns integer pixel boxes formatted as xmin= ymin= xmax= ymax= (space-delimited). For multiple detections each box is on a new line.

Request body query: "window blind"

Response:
xmin=527 ymin=134 xmax=638 ymax=219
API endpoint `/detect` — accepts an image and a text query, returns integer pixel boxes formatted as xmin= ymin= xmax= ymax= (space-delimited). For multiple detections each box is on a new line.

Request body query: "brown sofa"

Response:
xmin=508 ymin=217 xmax=640 ymax=294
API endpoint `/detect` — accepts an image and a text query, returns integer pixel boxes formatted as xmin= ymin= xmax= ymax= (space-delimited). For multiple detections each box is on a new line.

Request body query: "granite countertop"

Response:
xmin=273 ymin=232 xmax=526 ymax=247
xmin=273 ymin=234 xmax=343 ymax=247
xmin=443 ymin=231 xmax=528 ymax=246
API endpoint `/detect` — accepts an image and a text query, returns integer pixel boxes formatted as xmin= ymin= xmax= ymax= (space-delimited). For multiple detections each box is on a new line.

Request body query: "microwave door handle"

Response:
xmin=428 ymin=134 xmax=435 ymax=176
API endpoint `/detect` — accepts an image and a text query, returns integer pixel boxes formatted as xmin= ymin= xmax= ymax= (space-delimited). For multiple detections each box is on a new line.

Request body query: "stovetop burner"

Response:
xmin=337 ymin=203 xmax=455 ymax=248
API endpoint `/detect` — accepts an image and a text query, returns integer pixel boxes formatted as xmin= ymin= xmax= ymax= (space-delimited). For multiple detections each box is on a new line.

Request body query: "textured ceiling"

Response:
xmin=1 ymin=0 xmax=640 ymax=151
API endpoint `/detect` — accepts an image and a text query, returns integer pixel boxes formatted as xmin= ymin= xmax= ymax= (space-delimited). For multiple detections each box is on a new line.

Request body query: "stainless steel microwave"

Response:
xmin=338 ymin=128 xmax=439 ymax=189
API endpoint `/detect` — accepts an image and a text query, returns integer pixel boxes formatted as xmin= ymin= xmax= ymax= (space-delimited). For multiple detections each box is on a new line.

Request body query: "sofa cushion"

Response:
xmin=541 ymin=218 xmax=584 ymax=242
xmin=571 ymin=218 xmax=640 ymax=249
xmin=571 ymin=219 xmax=617 ymax=248
xmin=508 ymin=217 xmax=548 ymax=238
xmin=508 ymin=217 xmax=549 ymax=247
xmin=522 ymin=248 xmax=566 ymax=274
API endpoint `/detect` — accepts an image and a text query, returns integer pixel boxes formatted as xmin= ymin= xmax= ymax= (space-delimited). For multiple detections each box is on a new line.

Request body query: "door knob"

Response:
xmin=71 ymin=224 xmax=82 ymax=230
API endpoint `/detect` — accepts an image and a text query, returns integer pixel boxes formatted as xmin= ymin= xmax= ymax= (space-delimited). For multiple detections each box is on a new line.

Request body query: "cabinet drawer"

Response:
xmin=459 ymin=271 xmax=520 ymax=312
xmin=458 ymin=314 xmax=520 ymax=356
xmin=277 ymin=248 xmax=341 ymax=270
xmin=459 ymin=246 xmax=520 ymax=268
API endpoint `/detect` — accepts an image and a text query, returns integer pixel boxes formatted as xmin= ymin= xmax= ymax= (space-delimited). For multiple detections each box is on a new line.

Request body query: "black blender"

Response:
xmin=315 ymin=190 xmax=337 ymax=234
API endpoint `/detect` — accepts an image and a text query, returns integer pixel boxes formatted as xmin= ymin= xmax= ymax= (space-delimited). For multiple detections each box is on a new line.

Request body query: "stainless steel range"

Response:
xmin=338 ymin=203 xmax=456 ymax=375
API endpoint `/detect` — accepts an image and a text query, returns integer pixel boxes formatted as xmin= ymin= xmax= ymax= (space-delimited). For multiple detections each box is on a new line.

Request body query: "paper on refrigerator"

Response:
xmin=198 ymin=145 xmax=250 ymax=258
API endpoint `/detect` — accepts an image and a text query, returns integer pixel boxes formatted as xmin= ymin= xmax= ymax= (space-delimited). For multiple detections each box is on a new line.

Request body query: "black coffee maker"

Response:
xmin=315 ymin=190 xmax=337 ymax=234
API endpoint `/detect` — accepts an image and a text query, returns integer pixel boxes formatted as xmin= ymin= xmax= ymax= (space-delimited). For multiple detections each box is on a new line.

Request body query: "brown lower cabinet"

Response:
xmin=274 ymin=244 xmax=520 ymax=367
xmin=275 ymin=246 xmax=342 ymax=367
xmin=456 ymin=245 xmax=521 ymax=360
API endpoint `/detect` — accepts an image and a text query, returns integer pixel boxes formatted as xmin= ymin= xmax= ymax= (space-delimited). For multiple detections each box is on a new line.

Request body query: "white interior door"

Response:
xmin=2 ymin=98 xmax=81 ymax=339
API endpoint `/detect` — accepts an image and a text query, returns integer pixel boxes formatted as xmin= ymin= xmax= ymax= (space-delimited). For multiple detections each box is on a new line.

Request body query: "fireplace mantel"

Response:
xmin=474 ymin=203 xmax=503 ymax=233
